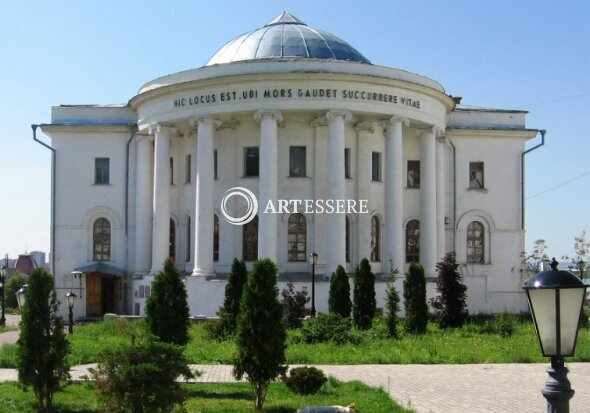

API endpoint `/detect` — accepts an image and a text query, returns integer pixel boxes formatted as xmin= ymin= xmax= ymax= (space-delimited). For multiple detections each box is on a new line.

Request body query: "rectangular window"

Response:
xmin=469 ymin=162 xmax=484 ymax=189
xmin=407 ymin=160 xmax=420 ymax=188
xmin=185 ymin=154 xmax=191 ymax=184
xmin=289 ymin=146 xmax=306 ymax=177
xmin=170 ymin=157 xmax=174 ymax=185
xmin=344 ymin=148 xmax=352 ymax=179
xmin=371 ymin=152 xmax=382 ymax=182
xmin=95 ymin=158 xmax=110 ymax=185
xmin=214 ymin=150 xmax=218 ymax=180
xmin=244 ymin=147 xmax=259 ymax=177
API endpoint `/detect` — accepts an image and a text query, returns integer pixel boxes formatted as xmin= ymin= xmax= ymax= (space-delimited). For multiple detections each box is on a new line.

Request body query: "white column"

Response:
xmin=436 ymin=135 xmax=446 ymax=261
xmin=192 ymin=116 xmax=217 ymax=276
xmin=134 ymin=134 xmax=153 ymax=275
xmin=326 ymin=110 xmax=352 ymax=275
xmin=419 ymin=127 xmax=438 ymax=275
xmin=254 ymin=110 xmax=282 ymax=262
xmin=384 ymin=117 xmax=409 ymax=274
xmin=150 ymin=124 xmax=174 ymax=274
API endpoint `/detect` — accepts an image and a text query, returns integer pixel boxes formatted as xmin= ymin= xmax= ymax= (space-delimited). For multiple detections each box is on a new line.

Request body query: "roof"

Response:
xmin=74 ymin=262 xmax=125 ymax=277
xmin=206 ymin=11 xmax=371 ymax=66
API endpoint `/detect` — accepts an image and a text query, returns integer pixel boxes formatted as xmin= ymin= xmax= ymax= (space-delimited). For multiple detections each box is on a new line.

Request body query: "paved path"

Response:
xmin=1 ymin=362 xmax=588 ymax=412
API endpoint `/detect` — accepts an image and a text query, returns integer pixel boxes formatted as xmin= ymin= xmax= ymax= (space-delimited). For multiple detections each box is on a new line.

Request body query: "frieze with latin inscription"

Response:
xmin=173 ymin=87 xmax=421 ymax=109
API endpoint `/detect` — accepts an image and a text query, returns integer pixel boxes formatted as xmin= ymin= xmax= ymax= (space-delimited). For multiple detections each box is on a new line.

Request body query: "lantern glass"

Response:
xmin=309 ymin=252 xmax=318 ymax=265
xmin=0 ymin=266 xmax=6 ymax=278
xmin=66 ymin=291 xmax=77 ymax=309
xmin=559 ymin=288 xmax=586 ymax=355
xmin=16 ymin=288 xmax=25 ymax=309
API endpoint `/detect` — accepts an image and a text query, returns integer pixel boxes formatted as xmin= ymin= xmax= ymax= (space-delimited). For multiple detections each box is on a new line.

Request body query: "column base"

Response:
xmin=191 ymin=268 xmax=216 ymax=277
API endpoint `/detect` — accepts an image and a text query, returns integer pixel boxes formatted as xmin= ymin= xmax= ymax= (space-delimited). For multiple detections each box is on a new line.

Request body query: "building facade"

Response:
xmin=40 ymin=12 xmax=541 ymax=319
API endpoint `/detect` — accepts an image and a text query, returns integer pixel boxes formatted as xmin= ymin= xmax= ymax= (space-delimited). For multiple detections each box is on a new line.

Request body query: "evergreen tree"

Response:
xmin=145 ymin=258 xmax=190 ymax=345
xmin=220 ymin=258 xmax=248 ymax=334
xmin=234 ymin=259 xmax=286 ymax=410
xmin=385 ymin=282 xmax=401 ymax=339
xmin=328 ymin=265 xmax=351 ymax=318
xmin=353 ymin=258 xmax=376 ymax=330
xmin=17 ymin=268 xmax=69 ymax=412
xmin=430 ymin=252 xmax=468 ymax=328
xmin=403 ymin=262 xmax=428 ymax=334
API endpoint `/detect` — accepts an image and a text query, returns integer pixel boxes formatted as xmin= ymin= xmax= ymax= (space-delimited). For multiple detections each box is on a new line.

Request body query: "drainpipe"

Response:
xmin=448 ymin=137 xmax=457 ymax=252
xmin=124 ymin=125 xmax=137 ymax=314
xmin=32 ymin=125 xmax=56 ymax=277
xmin=521 ymin=130 xmax=546 ymax=229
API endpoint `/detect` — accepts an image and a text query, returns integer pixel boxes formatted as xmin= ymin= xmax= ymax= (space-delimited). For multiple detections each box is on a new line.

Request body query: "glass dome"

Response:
xmin=206 ymin=11 xmax=371 ymax=66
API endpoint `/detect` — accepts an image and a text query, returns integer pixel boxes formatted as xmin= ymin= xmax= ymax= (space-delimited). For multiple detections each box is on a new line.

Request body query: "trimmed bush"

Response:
xmin=17 ymin=268 xmax=70 ymax=412
xmin=403 ymin=263 xmax=428 ymax=334
xmin=385 ymin=282 xmax=401 ymax=339
xmin=300 ymin=313 xmax=360 ymax=345
xmin=145 ymin=258 xmax=190 ymax=345
xmin=218 ymin=258 xmax=248 ymax=336
xmin=281 ymin=281 xmax=310 ymax=329
xmin=329 ymin=265 xmax=352 ymax=318
xmin=430 ymin=253 xmax=468 ymax=329
xmin=353 ymin=258 xmax=376 ymax=330
xmin=284 ymin=366 xmax=327 ymax=395
xmin=234 ymin=259 xmax=286 ymax=410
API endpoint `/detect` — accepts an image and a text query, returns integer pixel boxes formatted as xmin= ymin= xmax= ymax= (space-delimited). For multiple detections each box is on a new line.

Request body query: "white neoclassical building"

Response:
xmin=38 ymin=12 xmax=543 ymax=319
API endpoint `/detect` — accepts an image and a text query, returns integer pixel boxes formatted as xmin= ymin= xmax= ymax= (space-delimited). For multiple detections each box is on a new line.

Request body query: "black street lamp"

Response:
xmin=523 ymin=258 xmax=587 ymax=413
xmin=15 ymin=285 xmax=27 ymax=310
xmin=0 ymin=266 xmax=6 ymax=327
xmin=65 ymin=291 xmax=77 ymax=334
xmin=309 ymin=252 xmax=318 ymax=317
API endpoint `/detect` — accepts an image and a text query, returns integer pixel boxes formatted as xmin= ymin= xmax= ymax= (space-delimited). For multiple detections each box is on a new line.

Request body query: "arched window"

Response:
xmin=406 ymin=220 xmax=420 ymax=263
xmin=370 ymin=216 xmax=381 ymax=262
xmin=243 ymin=216 xmax=258 ymax=261
xmin=93 ymin=218 xmax=111 ymax=261
xmin=185 ymin=216 xmax=191 ymax=262
xmin=345 ymin=216 xmax=351 ymax=263
xmin=288 ymin=213 xmax=306 ymax=262
xmin=467 ymin=221 xmax=485 ymax=263
xmin=169 ymin=219 xmax=176 ymax=260
xmin=213 ymin=214 xmax=220 ymax=262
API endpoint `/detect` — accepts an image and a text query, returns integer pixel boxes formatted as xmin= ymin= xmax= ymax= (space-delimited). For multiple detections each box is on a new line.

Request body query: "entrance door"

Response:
xmin=102 ymin=278 xmax=117 ymax=314
xmin=86 ymin=275 xmax=102 ymax=317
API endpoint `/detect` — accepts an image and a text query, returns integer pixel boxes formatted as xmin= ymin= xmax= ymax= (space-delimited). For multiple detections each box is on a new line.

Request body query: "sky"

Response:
xmin=0 ymin=0 xmax=589 ymax=262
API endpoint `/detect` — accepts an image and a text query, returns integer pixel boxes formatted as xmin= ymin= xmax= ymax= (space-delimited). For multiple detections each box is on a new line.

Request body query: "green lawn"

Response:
xmin=0 ymin=379 xmax=410 ymax=413
xmin=0 ymin=315 xmax=588 ymax=368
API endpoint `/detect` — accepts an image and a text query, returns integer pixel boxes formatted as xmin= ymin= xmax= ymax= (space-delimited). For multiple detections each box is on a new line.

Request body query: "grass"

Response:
xmin=0 ymin=315 xmax=588 ymax=368
xmin=0 ymin=379 xmax=410 ymax=413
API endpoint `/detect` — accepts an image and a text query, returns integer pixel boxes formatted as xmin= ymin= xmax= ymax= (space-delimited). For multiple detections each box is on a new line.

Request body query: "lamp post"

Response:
xmin=65 ymin=291 xmax=77 ymax=334
xmin=0 ymin=266 xmax=6 ymax=327
xmin=309 ymin=252 xmax=318 ymax=317
xmin=15 ymin=285 xmax=27 ymax=310
xmin=523 ymin=258 xmax=587 ymax=413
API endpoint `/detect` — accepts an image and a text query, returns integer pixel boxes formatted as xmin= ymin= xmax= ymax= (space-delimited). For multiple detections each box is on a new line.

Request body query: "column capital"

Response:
xmin=416 ymin=126 xmax=443 ymax=137
xmin=136 ymin=133 xmax=154 ymax=143
xmin=253 ymin=110 xmax=283 ymax=123
xmin=148 ymin=123 xmax=176 ymax=136
xmin=354 ymin=121 xmax=375 ymax=133
xmin=326 ymin=110 xmax=353 ymax=122
xmin=189 ymin=116 xmax=221 ymax=128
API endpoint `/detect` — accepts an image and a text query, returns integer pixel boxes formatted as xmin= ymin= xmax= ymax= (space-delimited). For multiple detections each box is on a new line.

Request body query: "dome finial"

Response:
xmin=265 ymin=11 xmax=306 ymax=26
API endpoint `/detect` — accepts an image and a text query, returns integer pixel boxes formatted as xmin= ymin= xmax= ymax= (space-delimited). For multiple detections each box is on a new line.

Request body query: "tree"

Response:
xmin=234 ymin=259 xmax=286 ymax=410
xmin=563 ymin=231 xmax=590 ymax=280
xmin=220 ymin=258 xmax=248 ymax=334
xmin=145 ymin=258 xmax=190 ymax=345
xmin=281 ymin=281 xmax=310 ymax=329
xmin=403 ymin=262 xmax=428 ymax=334
xmin=17 ymin=268 xmax=69 ymax=412
xmin=5 ymin=273 xmax=27 ymax=310
xmin=385 ymin=282 xmax=401 ymax=339
xmin=353 ymin=258 xmax=376 ymax=330
xmin=430 ymin=253 xmax=468 ymax=329
xmin=328 ymin=265 xmax=351 ymax=318
xmin=523 ymin=239 xmax=549 ymax=275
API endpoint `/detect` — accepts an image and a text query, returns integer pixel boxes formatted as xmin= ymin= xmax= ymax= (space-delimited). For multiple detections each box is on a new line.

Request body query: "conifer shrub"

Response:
xmin=385 ymin=282 xmax=401 ymax=339
xmin=281 ymin=281 xmax=310 ymax=329
xmin=328 ymin=265 xmax=352 ymax=318
xmin=215 ymin=258 xmax=248 ymax=338
xmin=430 ymin=252 xmax=468 ymax=329
xmin=17 ymin=268 xmax=69 ymax=412
xmin=284 ymin=366 xmax=327 ymax=395
xmin=353 ymin=258 xmax=376 ymax=330
xmin=234 ymin=258 xmax=286 ymax=410
xmin=145 ymin=258 xmax=190 ymax=345
xmin=403 ymin=262 xmax=428 ymax=334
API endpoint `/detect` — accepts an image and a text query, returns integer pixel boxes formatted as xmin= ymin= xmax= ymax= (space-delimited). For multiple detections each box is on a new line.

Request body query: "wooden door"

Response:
xmin=86 ymin=275 xmax=102 ymax=316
